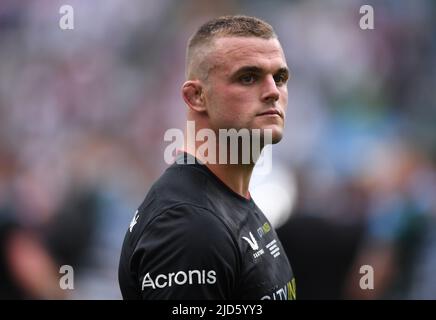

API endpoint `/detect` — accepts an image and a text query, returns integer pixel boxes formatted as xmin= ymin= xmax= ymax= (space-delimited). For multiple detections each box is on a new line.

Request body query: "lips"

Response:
xmin=257 ymin=109 xmax=283 ymax=118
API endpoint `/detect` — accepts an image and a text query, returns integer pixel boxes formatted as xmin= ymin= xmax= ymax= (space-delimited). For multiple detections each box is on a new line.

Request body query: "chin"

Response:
xmin=261 ymin=126 xmax=284 ymax=145
xmin=271 ymin=134 xmax=283 ymax=144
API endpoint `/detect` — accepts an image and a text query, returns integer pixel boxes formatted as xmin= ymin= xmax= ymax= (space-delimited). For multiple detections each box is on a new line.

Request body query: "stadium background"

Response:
xmin=0 ymin=0 xmax=435 ymax=299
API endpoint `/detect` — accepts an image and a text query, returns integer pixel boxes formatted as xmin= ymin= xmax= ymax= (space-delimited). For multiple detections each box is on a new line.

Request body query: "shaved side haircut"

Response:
xmin=186 ymin=15 xmax=277 ymax=80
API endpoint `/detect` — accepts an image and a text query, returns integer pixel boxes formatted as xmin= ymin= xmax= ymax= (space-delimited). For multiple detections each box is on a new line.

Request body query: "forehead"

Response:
xmin=210 ymin=37 xmax=286 ymax=74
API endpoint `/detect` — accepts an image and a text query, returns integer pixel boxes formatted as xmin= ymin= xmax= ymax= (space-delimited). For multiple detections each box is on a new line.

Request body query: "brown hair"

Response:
xmin=186 ymin=15 xmax=277 ymax=79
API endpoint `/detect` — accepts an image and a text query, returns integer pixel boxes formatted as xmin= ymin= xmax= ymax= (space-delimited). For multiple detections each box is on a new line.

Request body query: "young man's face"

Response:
xmin=203 ymin=36 xmax=289 ymax=144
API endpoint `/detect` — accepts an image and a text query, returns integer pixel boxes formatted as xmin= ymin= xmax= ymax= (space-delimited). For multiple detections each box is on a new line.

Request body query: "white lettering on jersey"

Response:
xmin=242 ymin=232 xmax=259 ymax=250
xmin=129 ymin=210 xmax=139 ymax=232
xmin=142 ymin=270 xmax=217 ymax=290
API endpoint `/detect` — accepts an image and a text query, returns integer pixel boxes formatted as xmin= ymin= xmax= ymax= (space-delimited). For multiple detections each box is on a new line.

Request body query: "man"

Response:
xmin=118 ymin=15 xmax=295 ymax=300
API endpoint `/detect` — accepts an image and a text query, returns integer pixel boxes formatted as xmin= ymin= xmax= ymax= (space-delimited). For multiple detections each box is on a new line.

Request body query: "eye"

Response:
xmin=274 ymin=73 xmax=288 ymax=86
xmin=239 ymin=73 xmax=257 ymax=85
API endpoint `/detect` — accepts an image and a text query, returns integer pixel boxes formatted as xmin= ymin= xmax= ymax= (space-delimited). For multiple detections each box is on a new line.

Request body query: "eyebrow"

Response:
xmin=231 ymin=65 xmax=289 ymax=78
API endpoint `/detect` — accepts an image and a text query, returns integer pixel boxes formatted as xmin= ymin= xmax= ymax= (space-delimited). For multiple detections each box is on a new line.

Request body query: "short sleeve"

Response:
xmin=131 ymin=205 xmax=240 ymax=299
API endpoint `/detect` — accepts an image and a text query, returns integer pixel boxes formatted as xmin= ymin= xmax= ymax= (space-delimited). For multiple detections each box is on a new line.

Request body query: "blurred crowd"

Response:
xmin=0 ymin=0 xmax=435 ymax=299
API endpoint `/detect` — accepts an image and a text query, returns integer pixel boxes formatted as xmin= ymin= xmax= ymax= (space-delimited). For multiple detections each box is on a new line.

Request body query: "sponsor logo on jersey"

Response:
xmin=129 ymin=210 xmax=139 ymax=232
xmin=257 ymin=222 xmax=271 ymax=238
xmin=242 ymin=232 xmax=259 ymax=250
xmin=142 ymin=270 xmax=217 ymax=290
xmin=261 ymin=278 xmax=296 ymax=300
xmin=242 ymin=232 xmax=264 ymax=259
xmin=266 ymin=239 xmax=280 ymax=258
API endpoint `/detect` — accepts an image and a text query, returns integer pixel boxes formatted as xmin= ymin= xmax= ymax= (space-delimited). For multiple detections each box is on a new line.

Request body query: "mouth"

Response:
xmin=257 ymin=108 xmax=283 ymax=119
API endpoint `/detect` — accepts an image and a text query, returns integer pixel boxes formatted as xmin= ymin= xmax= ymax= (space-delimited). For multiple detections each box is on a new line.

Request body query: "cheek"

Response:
xmin=225 ymin=91 xmax=254 ymax=112
xmin=280 ymin=88 xmax=288 ymax=110
xmin=210 ymin=87 xmax=254 ymax=118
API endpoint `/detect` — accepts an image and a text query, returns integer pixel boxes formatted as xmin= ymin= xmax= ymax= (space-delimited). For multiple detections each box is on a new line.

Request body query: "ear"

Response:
xmin=182 ymin=80 xmax=207 ymax=113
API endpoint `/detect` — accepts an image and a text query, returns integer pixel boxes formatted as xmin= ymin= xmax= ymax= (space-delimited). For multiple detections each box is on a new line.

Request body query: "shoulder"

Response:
xmin=142 ymin=164 xmax=211 ymax=210
xmin=131 ymin=204 xmax=242 ymax=298
xmin=140 ymin=204 xmax=236 ymax=250
xmin=131 ymin=204 xmax=242 ymax=271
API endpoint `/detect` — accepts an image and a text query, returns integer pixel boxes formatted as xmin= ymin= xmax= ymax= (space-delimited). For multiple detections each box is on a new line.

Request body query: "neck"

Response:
xmin=205 ymin=162 xmax=254 ymax=199
xmin=183 ymin=131 xmax=257 ymax=199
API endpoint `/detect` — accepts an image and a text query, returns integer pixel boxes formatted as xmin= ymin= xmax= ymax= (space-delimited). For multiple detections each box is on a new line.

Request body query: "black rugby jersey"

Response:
xmin=118 ymin=153 xmax=295 ymax=300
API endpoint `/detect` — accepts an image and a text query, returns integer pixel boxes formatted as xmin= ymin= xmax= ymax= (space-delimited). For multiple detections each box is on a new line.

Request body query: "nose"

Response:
xmin=261 ymin=75 xmax=280 ymax=104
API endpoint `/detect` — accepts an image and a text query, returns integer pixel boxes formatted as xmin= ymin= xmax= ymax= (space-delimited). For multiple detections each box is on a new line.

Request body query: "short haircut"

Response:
xmin=186 ymin=15 xmax=278 ymax=80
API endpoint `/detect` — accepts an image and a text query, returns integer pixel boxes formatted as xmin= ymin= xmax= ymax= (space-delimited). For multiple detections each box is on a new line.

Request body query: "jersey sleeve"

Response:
xmin=131 ymin=204 xmax=241 ymax=300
